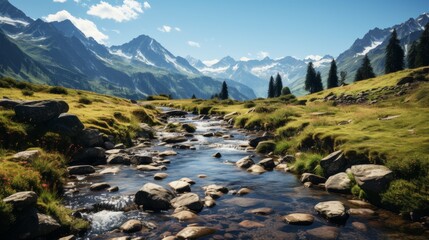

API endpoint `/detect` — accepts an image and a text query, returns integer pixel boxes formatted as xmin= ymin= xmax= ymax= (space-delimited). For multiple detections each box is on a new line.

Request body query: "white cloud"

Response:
xmin=158 ymin=25 xmax=172 ymax=33
xmin=53 ymin=0 xmax=67 ymax=2
xmin=143 ymin=1 xmax=151 ymax=9
xmin=257 ymin=51 xmax=270 ymax=59
xmin=203 ymin=59 xmax=219 ymax=66
xmin=158 ymin=25 xmax=181 ymax=33
xmin=187 ymin=41 xmax=200 ymax=48
xmin=44 ymin=10 xmax=108 ymax=44
xmin=73 ymin=0 xmax=80 ymax=3
xmin=112 ymin=29 xmax=120 ymax=34
xmin=87 ymin=0 xmax=146 ymax=22
xmin=239 ymin=57 xmax=252 ymax=61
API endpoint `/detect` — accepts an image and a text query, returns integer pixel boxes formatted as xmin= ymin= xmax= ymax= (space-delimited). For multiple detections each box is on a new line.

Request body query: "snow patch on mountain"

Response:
xmin=109 ymin=49 xmax=132 ymax=60
xmin=0 ymin=16 xmax=29 ymax=26
xmin=355 ymin=40 xmax=383 ymax=57
xmin=203 ymin=59 xmax=219 ymax=67
xmin=251 ymin=63 xmax=278 ymax=75
xmin=200 ymin=66 xmax=229 ymax=73
xmin=136 ymin=50 xmax=155 ymax=66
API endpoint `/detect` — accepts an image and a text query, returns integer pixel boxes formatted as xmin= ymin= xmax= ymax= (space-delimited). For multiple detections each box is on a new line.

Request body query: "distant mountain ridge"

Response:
xmin=188 ymin=13 xmax=429 ymax=97
xmin=0 ymin=0 xmax=256 ymax=100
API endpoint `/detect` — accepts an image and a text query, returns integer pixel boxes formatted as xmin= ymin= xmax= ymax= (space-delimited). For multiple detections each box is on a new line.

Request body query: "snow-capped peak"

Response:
xmin=202 ymin=59 xmax=219 ymax=67
xmin=304 ymin=55 xmax=323 ymax=61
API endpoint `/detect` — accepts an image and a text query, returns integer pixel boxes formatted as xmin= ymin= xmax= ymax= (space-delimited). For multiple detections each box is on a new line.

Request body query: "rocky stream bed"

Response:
xmin=62 ymin=109 xmax=428 ymax=240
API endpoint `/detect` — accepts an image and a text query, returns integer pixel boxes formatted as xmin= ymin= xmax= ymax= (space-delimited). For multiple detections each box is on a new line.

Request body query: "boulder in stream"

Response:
xmin=14 ymin=100 xmax=69 ymax=123
xmin=350 ymin=164 xmax=393 ymax=194
xmin=171 ymin=193 xmax=203 ymax=213
xmin=325 ymin=172 xmax=352 ymax=193
xmin=236 ymin=156 xmax=254 ymax=169
xmin=176 ymin=226 xmax=216 ymax=239
xmin=314 ymin=201 xmax=349 ymax=224
xmin=134 ymin=183 xmax=175 ymax=211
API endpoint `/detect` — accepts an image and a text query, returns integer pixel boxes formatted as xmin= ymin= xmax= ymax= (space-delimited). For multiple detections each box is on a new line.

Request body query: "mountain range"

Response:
xmin=0 ymin=0 xmax=428 ymax=99
xmin=0 ymin=0 xmax=256 ymax=100
xmin=187 ymin=13 xmax=429 ymax=97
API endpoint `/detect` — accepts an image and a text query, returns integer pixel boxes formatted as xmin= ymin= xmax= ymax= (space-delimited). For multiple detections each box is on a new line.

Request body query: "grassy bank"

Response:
xmin=0 ymin=77 xmax=162 ymax=236
xmin=152 ymin=67 xmax=429 ymax=214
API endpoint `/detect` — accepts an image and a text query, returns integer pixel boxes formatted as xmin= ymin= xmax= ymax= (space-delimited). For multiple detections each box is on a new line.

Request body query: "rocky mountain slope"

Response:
xmin=0 ymin=0 xmax=256 ymax=100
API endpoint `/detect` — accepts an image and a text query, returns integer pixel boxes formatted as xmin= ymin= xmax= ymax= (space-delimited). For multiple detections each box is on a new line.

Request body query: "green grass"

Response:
xmin=149 ymin=67 xmax=429 ymax=213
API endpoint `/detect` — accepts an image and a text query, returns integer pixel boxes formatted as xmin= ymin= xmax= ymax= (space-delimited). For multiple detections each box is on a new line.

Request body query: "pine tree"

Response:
xmin=314 ymin=71 xmax=324 ymax=93
xmin=191 ymin=94 xmax=196 ymax=99
xmin=304 ymin=62 xmax=317 ymax=94
xmin=327 ymin=59 xmax=339 ymax=89
xmin=407 ymin=41 xmax=418 ymax=69
xmin=355 ymin=54 xmax=375 ymax=81
xmin=416 ymin=23 xmax=429 ymax=67
xmin=274 ymin=73 xmax=283 ymax=97
xmin=385 ymin=29 xmax=404 ymax=74
xmin=267 ymin=76 xmax=275 ymax=98
xmin=219 ymin=81 xmax=229 ymax=100
xmin=340 ymin=71 xmax=347 ymax=85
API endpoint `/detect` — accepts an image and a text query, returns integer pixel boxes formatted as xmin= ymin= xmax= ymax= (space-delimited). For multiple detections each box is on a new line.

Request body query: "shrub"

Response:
xmin=381 ymin=179 xmax=429 ymax=214
xmin=31 ymin=153 xmax=66 ymax=192
xmin=243 ymin=101 xmax=256 ymax=108
xmin=0 ymin=201 xmax=14 ymax=234
xmin=21 ymin=89 xmax=34 ymax=96
xmin=113 ymin=112 xmax=130 ymax=122
xmin=254 ymin=106 xmax=275 ymax=113
xmin=198 ymin=105 xmax=212 ymax=114
xmin=78 ymin=97 xmax=92 ymax=105
xmin=255 ymin=141 xmax=276 ymax=154
xmin=274 ymin=140 xmax=291 ymax=154
xmin=291 ymin=153 xmax=323 ymax=175
xmin=281 ymin=87 xmax=291 ymax=95
xmin=48 ymin=86 xmax=68 ymax=95
xmin=182 ymin=123 xmax=196 ymax=133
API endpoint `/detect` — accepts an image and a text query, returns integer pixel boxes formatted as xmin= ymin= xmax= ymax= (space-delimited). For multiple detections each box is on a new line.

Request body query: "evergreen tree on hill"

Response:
xmin=314 ymin=71 xmax=324 ymax=93
xmin=219 ymin=81 xmax=229 ymax=100
xmin=327 ymin=59 xmax=339 ymax=89
xmin=274 ymin=73 xmax=283 ymax=97
xmin=385 ymin=29 xmax=404 ymax=74
xmin=407 ymin=41 xmax=418 ymax=69
xmin=304 ymin=62 xmax=318 ymax=94
xmin=267 ymin=76 xmax=275 ymax=98
xmin=416 ymin=23 xmax=429 ymax=67
xmin=355 ymin=54 xmax=375 ymax=81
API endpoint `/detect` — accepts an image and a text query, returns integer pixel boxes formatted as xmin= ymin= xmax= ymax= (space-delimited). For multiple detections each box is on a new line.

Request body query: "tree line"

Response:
xmin=303 ymin=22 xmax=429 ymax=94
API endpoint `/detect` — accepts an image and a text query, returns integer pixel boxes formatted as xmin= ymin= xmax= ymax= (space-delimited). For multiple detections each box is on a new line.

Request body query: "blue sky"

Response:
xmin=8 ymin=0 xmax=429 ymax=62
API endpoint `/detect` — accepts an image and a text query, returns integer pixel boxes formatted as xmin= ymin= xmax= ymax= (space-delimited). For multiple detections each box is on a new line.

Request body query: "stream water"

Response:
xmin=64 ymin=110 xmax=427 ymax=240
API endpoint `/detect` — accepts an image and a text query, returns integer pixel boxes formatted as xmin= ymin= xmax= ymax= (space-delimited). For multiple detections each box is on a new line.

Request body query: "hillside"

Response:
xmin=153 ymin=67 xmax=429 ymax=214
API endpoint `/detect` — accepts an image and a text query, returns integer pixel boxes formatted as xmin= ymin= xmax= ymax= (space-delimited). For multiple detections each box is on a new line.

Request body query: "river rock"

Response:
xmin=351 ymin=164 xmax=393 ymax=194
xmin=72 ymin=147 xmax=106 ymax=165
xmin=159 ymin=150 xmax=178 ymax=157
xmin=14 ymin=100 xmax=69 ymax=123
xmin=169 ymin=181 xmax=191 ymax=193
xmin=352 ymin=222 xmax=368 ymax=232
xmin=348 ymin=200 xmax=374 ymax=208
xmin=246 ymin=207 xmax=273 ymax=215
xmin=176 ymin=226 xmax=216 ymax=239
xmin=348 ymin=208 xmax=375 ymax=216
xmin=161 ymin=136 xmax=188 ymax=144
xmin=77 ymin=128 xmax=104 ymax=147
xmin=280 ymin=155 xmax=295 ymax=163
xmin=248 ymin=136 xmax=271 ymax=148
xmin=170 ymin=193 xmax=203 ymax=213
xmin=137 ymin=165 xmax=166 ymax=171
xmin=120 ymin=219 xmax=142 ymax=233
xmin=204 ymin=198 xmax=216 ymax=208
xmin=134 ymin=183 xmax=175 ymax=211
xmin=212 ymin=152 xmax=222 ymax=158
xmin=237 ymin=188 xmax=252 ymax=196
xmin=37 ymin=213 xmax=61 ymax=236
xmin=100 ymin=167 xmax=120 ymax=175
xmin=154 ymin=173 xmax=169 ymax=180
xmin=130 ymin=154 xmax=153 ymax=165
xmin=11 ymin=149 xmax=41 ymax=162
xmin=164 ymin=110 xmax=187 ymax=117
xmin=49 ymin=113 xmax=84 ymax=136
xmin=0 ymin=99 xmax=22 ymax=109
xmin=239 ymin=220 xmax=265 ymax=228
xmin=3 ymin=191 xmax=37 ymax=209
xmin=258 ymin=158 xmax=275 ymax=170
xmin=325 ymin=172 xmax=352 ymax=193
xmin=235 ymin=156 xmax=254 ymax=169
xmin=284 ymin=213 xmax=314 ymax=225
xmin=197 ymin=174 xmax=207 ymax=178
xmin=172 ymin=210 xmax=198 ymax=221
xmin=320 ymin=150 xmax=347 ymax=177
xmin=108 ymin=186 xmax=119 ymax=192
xmin=67 ymin=165 xmax=95 ymax=175
xmin=107 ymin=153 xmax=131 ymax=165
xmin=305 ymin=226 xmax=340 ymax=240
xmin=314 ymin=201 xmax=348 ymax=223
xmin=90 ymin=182 xmax=110 ymax=191
xmin=247 ymin=164 xmax=266 ymax=174
xmin=300 ymin=173 xmax=327 ymax=184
